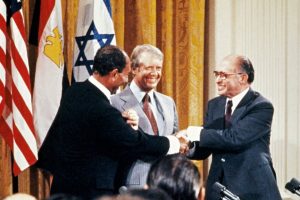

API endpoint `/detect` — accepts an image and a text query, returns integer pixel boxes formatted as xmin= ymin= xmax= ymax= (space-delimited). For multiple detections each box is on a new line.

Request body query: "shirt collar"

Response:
xmin=130 ymin=80 xmax=155 ymax=103
xmin=88 ymin=76 xmax=111 ymax=103
xmin=227 ymin=87 xmax=250 ymax=113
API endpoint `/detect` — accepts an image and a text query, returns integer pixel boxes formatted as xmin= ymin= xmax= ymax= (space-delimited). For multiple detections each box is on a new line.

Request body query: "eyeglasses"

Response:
xmin=213 ymin=71 xmax=244 ymax=80
xmin=140 ymin=64 xmax=163 ymax=72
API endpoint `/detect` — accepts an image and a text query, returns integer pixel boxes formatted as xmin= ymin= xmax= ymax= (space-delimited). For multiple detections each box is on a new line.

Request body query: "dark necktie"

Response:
xmin=143 ymin=93 xmax=158 ymax=135
xmin=225 ymin=100 xmax=233 ymax=128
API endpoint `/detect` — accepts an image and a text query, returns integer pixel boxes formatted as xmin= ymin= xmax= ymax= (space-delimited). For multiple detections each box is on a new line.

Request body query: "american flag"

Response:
xmin=0 ymin=0 xmax=6 ymax=114
xmin=0 ymin=0 xmax=38 ymax=176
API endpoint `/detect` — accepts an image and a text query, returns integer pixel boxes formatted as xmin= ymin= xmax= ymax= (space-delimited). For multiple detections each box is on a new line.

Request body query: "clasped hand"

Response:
xmin=122 ymin=109 xmax=139 ymax=130
xmin=175 ymin=130 xmax=191 ymax=154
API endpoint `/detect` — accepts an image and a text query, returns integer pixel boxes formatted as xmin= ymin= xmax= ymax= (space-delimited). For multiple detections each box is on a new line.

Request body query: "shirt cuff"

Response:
xmin=187 ymin=126 xmax=202 ymax=142
xmin=165 ymin=135 xmax=180 ymax=154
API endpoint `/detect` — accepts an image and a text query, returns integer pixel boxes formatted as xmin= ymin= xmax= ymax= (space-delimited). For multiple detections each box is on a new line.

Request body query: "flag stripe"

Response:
xmin=0 ymin=0 xmax=6 ymax=114
xmin=0 ymin=48 xmax=5 ymax=69
xmin=38 ymin=0 xmax=55 ymax=41
xmin=13 ymin=122 xmax=37 ymax=164
xmin=10 ymin=36 xmax=31 ymax=91
xmin=0 ymin=116 xmax=13 ymax=147
xmin=11 ymin=58 xmax=33 ymax=113
xmin=11 ymin=11 xmax=27 ymax=43
xmin=13 ymin=159 xmax=21 ymax=175
xmin=0 ymin=16 xmax=6 ymax=43
xmin=12 ymin=82 xmax=35 ymax=135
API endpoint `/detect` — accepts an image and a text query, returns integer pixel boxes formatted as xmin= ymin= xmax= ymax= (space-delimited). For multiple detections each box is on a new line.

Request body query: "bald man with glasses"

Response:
xmin=182 ymin=55 xmax=281 ymax=200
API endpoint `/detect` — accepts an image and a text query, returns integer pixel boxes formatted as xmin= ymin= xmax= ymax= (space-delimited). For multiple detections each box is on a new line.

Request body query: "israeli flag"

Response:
xmin=73 ymin=0 xmax=116 ymax=82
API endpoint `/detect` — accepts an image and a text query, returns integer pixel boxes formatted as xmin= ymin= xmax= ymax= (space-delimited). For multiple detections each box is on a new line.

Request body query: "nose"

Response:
xmin=215 ymin=75 xmax=222 ymax=83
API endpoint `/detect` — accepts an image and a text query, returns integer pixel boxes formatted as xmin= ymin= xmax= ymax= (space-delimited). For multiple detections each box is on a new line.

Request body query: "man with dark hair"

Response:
xmin=146 ymin=154 xmax=201 ymax=200
xmin=183 ymin=54 xmax=281 ymax=200
xmin=37 ymin=45 xmax=186 ymax=199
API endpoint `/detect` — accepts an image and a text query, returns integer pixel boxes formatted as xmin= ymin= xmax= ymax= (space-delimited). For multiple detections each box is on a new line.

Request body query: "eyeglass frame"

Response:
xmin=213 ymin=70 xmax=245 ymax=80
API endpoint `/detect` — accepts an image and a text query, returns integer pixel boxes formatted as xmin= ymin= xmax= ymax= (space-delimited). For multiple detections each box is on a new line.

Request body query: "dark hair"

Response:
xmin=92 ymin=45 xmax=126 ymax=76
xmin=240 ymin=56 xmax=254 ymax=83
xmin=120 ymin=188 xmax=172 ymax=200
xmin=147 ymin=154 xmax=201 ymax=200
xmin=46 ymin=193 xmax=83 ymax=200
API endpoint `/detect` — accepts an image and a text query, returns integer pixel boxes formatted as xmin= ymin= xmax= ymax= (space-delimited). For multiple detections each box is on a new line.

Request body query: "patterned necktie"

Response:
xmin=143 ymin=93 xmax=158 ymax=135
xmin=225 ymin=100 xmax=233 ymax=128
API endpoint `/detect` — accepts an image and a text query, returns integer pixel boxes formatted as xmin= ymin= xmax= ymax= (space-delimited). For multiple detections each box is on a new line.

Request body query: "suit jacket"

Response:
xmin=37 ymin=80 xmax=170 ymax=199
xmin=111 ymin=86 xmax=178 ymax=188
xmin=190 ymin=89 xmax=281 ymax=200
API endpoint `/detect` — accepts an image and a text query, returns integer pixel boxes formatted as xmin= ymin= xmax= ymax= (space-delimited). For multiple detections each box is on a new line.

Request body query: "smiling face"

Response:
xmin=215 ymin=55 xmax=249 ymax=98
xmin=132 ymin=52 xmax=163 ymax=92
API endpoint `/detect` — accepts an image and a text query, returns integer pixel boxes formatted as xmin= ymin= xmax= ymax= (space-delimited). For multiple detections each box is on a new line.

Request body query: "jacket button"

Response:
xmin=221 ymin=158 xmax=226 ymax=162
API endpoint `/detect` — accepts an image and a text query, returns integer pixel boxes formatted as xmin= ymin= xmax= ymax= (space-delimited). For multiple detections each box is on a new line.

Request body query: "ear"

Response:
xmin=131 ymin=67 xmax=137 ymax=76
xmin=110 ymin=68 xmax=119 ymax=79
xmin=240 ymin=73 xmax=248 ymax=84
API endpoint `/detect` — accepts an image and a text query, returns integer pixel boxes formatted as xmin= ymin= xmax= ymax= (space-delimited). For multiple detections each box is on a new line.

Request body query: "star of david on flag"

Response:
xmin=73 ymin=0 xmax=116 ymax=82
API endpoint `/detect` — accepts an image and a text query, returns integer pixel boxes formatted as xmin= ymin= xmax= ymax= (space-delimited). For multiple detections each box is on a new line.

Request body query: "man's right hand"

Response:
xmin=175 ymin=130 xmax=190 ymax=154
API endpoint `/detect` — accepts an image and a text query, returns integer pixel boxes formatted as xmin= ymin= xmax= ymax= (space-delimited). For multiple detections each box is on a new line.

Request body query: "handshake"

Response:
xmin=122 ymin=109 xmax=202 ymax=154
xmin=175 ymin=130 xmax=192 ymax=154
xmin=175 ymin=126 xmax=203 ymax=154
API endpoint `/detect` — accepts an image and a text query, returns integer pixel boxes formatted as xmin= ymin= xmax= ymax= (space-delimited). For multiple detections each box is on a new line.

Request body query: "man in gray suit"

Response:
xmin=111 ymin=44 xmax=178 ymax=188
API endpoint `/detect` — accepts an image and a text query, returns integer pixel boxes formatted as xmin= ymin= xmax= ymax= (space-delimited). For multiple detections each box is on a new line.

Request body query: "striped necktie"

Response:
xmin=143 ymin=93 xmax=158 ymax=135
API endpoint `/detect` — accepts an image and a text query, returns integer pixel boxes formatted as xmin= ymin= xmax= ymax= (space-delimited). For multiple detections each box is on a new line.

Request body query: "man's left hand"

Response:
xmin=122 ymin=109 xmax=139 ymax=130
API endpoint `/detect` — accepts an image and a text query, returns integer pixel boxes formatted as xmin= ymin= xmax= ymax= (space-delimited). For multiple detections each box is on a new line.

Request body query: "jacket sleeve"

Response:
xmin=92 ymin=104 xmax=170 ymax=161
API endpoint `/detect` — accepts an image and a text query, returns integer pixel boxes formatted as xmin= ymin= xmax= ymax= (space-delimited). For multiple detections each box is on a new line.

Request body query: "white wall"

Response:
xmin=206 ymin=0 xmax=300 ymax=199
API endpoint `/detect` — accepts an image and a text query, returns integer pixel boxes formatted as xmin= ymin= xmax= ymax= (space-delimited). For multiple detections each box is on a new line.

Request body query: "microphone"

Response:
xmin=119 ymin=186 xmax=128 ymax=194
xmin=213 ymin=182 xmax=240 ymax=200
xmin=285 ymin=178 xmax=300 ymax=196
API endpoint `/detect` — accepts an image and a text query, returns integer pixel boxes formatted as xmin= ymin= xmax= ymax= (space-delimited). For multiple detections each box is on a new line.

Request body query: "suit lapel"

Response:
xmin=153 ymin=92 xmax=168 ymax=135
xmin=205 ymin=96 xmax=227 ymax=129
xmin=119 ymin=87 xmax=141 ymax=111
xmin=119 ymin=87 xmax=154 ymax=134
xmin=231 ymin=88 xmax=258 ymax=122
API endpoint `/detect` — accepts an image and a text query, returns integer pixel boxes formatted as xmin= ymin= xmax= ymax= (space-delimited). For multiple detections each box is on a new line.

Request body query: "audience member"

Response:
xmin=111 ymin=44 xmax=179 ymax=188
xmin=97 ymin=188 xmax=172 ymax=200
xmin=119 ymin=188 xmax=172 ymax=200
xmin=3 ymin=193 xmax=37 ymax=200
xmin=146 ymin=154 xmax=201 ymax=200
xmin=46 ymin=193 xmax=83 ymax=200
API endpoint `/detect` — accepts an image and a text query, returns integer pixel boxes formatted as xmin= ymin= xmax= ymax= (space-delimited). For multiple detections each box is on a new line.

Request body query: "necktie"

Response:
xmin=143 ymin=93 xmax=159 ymax=135
xmin=225 ymin=100 xmax=233 ymax=128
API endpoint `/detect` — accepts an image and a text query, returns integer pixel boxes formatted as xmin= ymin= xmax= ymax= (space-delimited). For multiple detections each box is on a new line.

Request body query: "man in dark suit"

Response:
xmin=184 ymin=55 xmax=281 ymax=200
xmin=111 ymin=44 xmax=179 ymax=188
xmin=37 ymin=45 xmax=186 ymax=199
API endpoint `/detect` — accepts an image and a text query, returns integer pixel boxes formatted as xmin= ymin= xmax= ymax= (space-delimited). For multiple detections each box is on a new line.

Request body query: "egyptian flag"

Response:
xmin=32 ymin=0 xmax=65 ymax=146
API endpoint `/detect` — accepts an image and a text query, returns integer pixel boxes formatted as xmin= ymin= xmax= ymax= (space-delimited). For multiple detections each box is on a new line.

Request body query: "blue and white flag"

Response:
xmin=73 ymin=0 xmax=116 ymax=82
